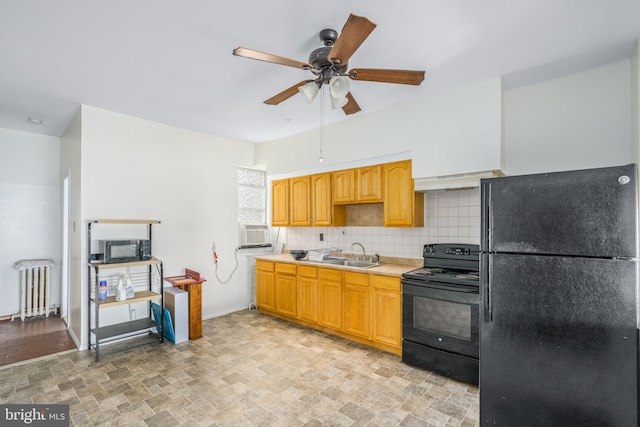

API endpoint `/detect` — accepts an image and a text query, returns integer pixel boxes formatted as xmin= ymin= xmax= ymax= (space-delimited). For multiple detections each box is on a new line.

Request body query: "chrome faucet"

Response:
xmin=351 ymin=242 xmax=366 ymax=260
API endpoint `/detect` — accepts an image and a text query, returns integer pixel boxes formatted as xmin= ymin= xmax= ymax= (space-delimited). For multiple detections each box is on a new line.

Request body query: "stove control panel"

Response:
xmin=446 ymin=247 xmax=471 ymax=256
xmin=424 ymin=244 xmax=476 ymax=257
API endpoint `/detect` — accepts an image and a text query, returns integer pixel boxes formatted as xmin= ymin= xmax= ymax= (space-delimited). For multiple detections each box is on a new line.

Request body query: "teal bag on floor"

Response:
xmin=151 ymin=303 xmax=176 ymax=343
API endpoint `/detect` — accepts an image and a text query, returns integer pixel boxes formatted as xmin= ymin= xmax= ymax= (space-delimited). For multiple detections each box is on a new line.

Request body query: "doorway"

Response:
xmin=61 ymin=174 xmax=70 ymax=325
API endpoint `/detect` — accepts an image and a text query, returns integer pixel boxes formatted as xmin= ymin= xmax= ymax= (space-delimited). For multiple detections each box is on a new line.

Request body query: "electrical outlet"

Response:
xmin=319 ymin=233 xmax=324 ymax=241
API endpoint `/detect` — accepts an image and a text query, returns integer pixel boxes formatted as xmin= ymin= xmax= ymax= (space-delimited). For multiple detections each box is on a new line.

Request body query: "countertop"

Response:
xmin=254 ymin=253 xmax=420 ymax=277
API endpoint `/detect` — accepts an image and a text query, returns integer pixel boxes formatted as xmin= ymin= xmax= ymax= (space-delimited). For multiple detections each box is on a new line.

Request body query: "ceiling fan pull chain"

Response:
xmin=319 ymin=88 xmax=325 ymax=163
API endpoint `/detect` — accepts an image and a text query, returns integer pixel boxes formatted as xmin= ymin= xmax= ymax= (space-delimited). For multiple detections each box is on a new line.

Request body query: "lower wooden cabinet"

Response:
xmin=275 ymin=263 xmax=297 ymax=317
xmin=297 ymin=265 xmax=318 ymax=322
xmin=256 ymin=261 xmax=402 ymax=355
xmin=343 ymin=272 xmax=370 ymax=339
xmin=256 ymin=261 xmax=275 ymax=311
xmin=318 ymin=268 xmax=342 ymax=330
xmin=371 ymin=275 xmax=402 ymax=350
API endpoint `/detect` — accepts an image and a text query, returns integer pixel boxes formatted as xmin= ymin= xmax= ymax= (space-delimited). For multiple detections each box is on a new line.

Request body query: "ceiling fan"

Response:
xmin=232 ymin=14 xmax=425 ymax=115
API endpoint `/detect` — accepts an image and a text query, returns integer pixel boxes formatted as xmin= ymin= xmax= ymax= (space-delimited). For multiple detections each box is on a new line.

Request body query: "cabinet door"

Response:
xmin=343 ymin=272 xmax=370 ymax=338
xmin=318 ymin=268 xmax=342 ymax=329
xmin=256 ymin=262 xmax=275 ymax=311
xmin=298 ymin=278 xmax=318 ymax=323
xmin=272 ymin=179 xmax=289 ymax=226
xmin=332 ymin=169 xmax=356 ymax=204
xmin=311 ymin=173 xmax=332 ymax=226
xmin=290 ymin=176 xmax=311 ymax=226
xmin=275 ymin=273 xmax=297 ymax=317
xmin=357 ymin=165 xmax=383 ymax=202
xmin=371 ymin=275 xmax=402 ymax=348
xmin=275 ymin=263 xmax=297 ymax=317
xmin=383 ymin=160 xmax=424 ymax=227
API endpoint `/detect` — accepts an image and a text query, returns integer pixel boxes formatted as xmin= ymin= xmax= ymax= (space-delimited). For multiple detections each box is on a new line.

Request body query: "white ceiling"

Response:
xmin=1 ymin=1 xmax=639 ymax=143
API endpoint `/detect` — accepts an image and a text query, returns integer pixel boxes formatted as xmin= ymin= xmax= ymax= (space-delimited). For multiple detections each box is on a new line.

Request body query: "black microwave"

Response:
xmin=98 ymin=240 xmax=151 ymax=263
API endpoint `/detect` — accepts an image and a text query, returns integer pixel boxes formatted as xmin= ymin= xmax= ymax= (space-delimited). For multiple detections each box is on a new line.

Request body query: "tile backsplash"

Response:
xmin=282 ymin=188 xmax=480 ymax=259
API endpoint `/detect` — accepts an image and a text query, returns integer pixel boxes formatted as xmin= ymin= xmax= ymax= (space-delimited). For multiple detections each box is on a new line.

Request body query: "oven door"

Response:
xmin=402 ymin=281 xmax=479 ymax=358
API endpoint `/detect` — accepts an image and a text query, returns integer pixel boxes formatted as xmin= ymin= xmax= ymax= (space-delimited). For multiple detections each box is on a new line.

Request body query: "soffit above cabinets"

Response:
xmin=414 ymin=170 xmax=504 ymax=192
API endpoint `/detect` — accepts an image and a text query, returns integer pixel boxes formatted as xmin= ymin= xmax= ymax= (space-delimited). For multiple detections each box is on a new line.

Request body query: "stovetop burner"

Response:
xmin=402 ymin=243 xmax=480 ymax=289
xmin=455 ymin=273 xmax=479 ymax=281
xmin=411 ymin=267 xmax=446 ymax=275
xmin=403 ymin=267 xmax=480 ymax=287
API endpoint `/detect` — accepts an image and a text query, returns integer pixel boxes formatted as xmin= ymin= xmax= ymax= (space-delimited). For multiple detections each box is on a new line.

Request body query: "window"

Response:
xmin=238 ymin=167 xmax=266 ymax=224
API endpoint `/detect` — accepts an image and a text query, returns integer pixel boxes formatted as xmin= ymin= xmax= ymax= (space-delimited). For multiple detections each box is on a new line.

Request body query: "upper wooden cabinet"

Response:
xmin=271 ymin=179 xmax=289 ymax=226
xmin=383 ymin=160 xmax=424 ymax=227
xmin=290 ymin=176 xmax=311 ymax=226
xmin=311 ymin=173 xmax=332 ymax=226
xmin=272 ymin=159 xmax=422 ymax=227
xmin=332 ymin=169 xmax=356 ymax=204
xmin=357 ymin=165 xmax=383 ymax=202
xmin=333 ymin=166 xmax=383 ymax=204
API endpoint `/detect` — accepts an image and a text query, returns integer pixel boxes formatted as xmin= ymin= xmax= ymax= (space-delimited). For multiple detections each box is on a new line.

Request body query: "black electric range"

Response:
xmin=401 ymin=243 xmax=480 ymax=385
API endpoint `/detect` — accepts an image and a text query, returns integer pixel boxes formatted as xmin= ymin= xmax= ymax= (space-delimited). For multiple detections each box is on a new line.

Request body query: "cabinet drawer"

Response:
xmin=275 ymin=262 xmax=297 ymax=275
xmin=297 ymin=265 xmax=318 ymax=278
xmin=344 ymin=271 xmax=369 ymax=286
xmin=319 ymin=268 xmax=342 ymax=282
xmin=256 ymin=260 xmax=274 ymax=271
xmin=371 ymin=275 xmax=401 ymax=292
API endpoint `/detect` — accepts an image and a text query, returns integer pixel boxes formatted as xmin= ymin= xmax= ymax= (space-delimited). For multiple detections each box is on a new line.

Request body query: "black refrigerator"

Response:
xmin=480 ymin=164 xmax=639 ymax=426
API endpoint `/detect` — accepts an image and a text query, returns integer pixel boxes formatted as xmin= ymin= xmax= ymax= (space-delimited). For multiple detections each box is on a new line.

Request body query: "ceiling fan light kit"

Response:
xmin=233 ymin=13 xmax=426 ymax=115
xmin=330 ymin=94 xmax=348 ymax=109
xmin=298 ymin=81 xmax=321 ymax=104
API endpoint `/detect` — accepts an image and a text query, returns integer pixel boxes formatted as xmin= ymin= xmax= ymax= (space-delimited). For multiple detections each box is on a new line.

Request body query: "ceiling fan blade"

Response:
xmin=328 ymin=14 xmax=377 ymax=65
xmin=349 ymin=68 xmax=425 ymax=85
xmin=342 ymin=92 xmax=361 ymax=115
xmin=264 ymin=80 xmax=313 ymax=105
xmin=233 ymin=47 xmax=311 ymax=70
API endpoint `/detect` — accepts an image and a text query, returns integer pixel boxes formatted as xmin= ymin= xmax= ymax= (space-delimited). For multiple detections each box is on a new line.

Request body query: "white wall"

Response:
xmin=0 ymin=128 xmax=60 ymax=318
xmin=503 ymin=59 xmax=632 ymax=175
xmin=256 ymin=79 xmax=502 ymax=179
xmin=260 ymin=60 xmax=635 ymax=259
xmin=60 ymin=110 xmax=82 ymax=345
xmin=76 ymin=106 xmax=255 ymax=349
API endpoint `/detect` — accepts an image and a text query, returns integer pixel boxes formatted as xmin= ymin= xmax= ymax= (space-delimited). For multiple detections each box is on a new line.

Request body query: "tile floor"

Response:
xmin=0 ymin=314 xmax=76 ymax=367
xmin=0 ymin=309 xmax=479 ymax=426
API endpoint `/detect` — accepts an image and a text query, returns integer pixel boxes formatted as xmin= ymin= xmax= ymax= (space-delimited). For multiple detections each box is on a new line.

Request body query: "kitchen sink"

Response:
xmin=342 ymin=260 xmax=381 ymax=269
xmin=301 ymin=257 xmax=383 ymax=269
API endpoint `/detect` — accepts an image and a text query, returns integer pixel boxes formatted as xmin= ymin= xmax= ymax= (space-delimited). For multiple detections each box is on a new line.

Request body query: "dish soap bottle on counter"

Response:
xmin=116 ymin=275 xmax=127 ymax=301
xmin=124 ymin=273 xmax=135 ymax=299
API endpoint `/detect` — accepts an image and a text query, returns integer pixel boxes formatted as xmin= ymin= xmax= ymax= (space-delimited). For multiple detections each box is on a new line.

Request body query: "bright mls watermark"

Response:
xmin=1 ymin=405 xmax=69 ymax=426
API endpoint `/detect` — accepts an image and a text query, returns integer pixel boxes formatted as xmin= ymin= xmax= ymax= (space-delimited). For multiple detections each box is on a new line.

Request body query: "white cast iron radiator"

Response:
xmin=12 ymin=259 xmax=55 ymax=321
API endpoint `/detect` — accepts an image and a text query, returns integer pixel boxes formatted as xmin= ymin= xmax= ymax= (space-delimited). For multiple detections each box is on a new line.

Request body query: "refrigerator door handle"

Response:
xmin=481 ymin=252 xmax=492 ymax=322
xmin=481 ymin=181 xmax=492 ymax=252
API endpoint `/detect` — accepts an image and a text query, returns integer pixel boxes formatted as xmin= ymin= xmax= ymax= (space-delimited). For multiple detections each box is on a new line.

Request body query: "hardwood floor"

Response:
xmin=0 ymin=314 xmax=76 ymax=367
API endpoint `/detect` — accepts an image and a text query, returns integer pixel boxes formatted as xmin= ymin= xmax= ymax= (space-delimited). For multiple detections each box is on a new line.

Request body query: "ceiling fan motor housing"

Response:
xmin=309 ymin=28 xmax=348 ymax=74
xmin=309 ymin=47 xmax=333 ymax=69
xmin=319 ymin=29 xmax=338 ymax=46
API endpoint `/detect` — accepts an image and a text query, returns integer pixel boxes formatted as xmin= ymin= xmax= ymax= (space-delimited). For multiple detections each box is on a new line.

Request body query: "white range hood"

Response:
xmin=414 ymin=170 xmax=504 ymax=191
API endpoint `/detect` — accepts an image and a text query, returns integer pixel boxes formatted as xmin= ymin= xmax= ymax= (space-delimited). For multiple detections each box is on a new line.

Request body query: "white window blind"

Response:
xmin=238 ymin=167 xmax=266 ymax=224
